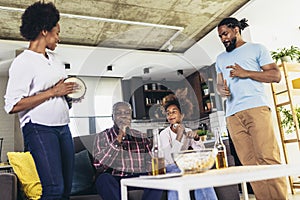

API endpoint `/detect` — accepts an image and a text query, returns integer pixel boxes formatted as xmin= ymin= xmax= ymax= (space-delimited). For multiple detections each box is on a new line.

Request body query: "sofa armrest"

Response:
xmin=0 ymin=173 xmax=18 ymax=200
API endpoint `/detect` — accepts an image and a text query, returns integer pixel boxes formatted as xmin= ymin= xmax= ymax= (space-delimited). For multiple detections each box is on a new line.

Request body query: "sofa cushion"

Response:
xmin=0 ymin=173 xmax=18 ymax=200
xmin=7 ymin=152 xmax=42 ymax=200
xmin=71 ymin=149 xmax=96 ymax=195
xmin=73 ymin=134 xmax=96 ymax=153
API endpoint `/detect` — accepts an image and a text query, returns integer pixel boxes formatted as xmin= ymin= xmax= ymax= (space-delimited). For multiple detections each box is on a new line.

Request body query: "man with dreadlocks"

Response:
xmin=215 ymin=17 xmax=288 ymax=200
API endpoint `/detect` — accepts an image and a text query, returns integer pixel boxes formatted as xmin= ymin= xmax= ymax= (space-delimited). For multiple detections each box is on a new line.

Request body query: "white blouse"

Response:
xmin=4 ymin=50 xmax=69 ymax=127
xmin=160 ymin=126 xmax=205 ymax=165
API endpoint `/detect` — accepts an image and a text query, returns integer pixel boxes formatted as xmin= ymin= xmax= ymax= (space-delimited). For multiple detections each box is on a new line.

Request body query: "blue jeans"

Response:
xmin=95 ymin=173 xmax=163 ymax=200
xmin=22 ymin=121 xmax=74 ymax=200
xmin=166 ymin=164 xmax=218 ymax=200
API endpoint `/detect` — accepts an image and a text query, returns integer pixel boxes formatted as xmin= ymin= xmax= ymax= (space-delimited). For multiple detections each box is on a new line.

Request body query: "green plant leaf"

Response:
xmin=278 ymin=106 xmax=300 ymax=134
xmin=197 ymin=130 xmax=207 ymax=136
xmin=271 ymin=46 xmax=300 ymax=63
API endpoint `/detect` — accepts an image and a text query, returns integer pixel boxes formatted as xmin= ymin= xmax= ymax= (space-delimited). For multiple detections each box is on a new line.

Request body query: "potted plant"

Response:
xmin=278 ymin=106 xmax=300 ymax=134
xmin=202 ymin=84 xmax=209 ymax=95
xmin=271 ymin=45 xmax=300 ymax=64
xmin=196 ymin=129 xmax=208 ymax=141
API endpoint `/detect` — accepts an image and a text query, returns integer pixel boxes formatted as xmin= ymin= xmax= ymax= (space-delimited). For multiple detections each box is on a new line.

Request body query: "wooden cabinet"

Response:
xmin=201 ymin=78 xmax=214 ymax=112
xmin=186 ymin=64 xmax=222 ymax=118
xmin=186 ymin=71 xmax=211 ymax=117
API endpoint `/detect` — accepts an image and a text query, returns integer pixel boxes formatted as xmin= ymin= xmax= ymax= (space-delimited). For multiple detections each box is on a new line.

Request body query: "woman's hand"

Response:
xmin=9 ymin=79 xmax=78 ymax=113
xmin=173 ymin=123 xmax=185 ymax=142
xmin=186 ymin=130 xmax=200 ymax=141
xmin=50 ymin=79 xmax=78 ymax=97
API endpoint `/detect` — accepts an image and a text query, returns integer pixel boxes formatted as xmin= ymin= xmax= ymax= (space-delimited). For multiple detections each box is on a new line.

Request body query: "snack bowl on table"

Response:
xmin=172 ymin=148 xmax=218 ymax=174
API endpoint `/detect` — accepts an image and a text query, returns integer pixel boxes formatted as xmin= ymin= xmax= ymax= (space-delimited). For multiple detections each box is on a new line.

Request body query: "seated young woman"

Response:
xmin=159 ymin=94 xmax=217 ymax=200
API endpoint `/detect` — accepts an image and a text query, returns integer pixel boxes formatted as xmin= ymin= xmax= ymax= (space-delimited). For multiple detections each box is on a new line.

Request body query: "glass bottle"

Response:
xmin=214 ymin=128 xmax=228 ymax=169
xmin=151 ymin=129 xmax=166 ymax=175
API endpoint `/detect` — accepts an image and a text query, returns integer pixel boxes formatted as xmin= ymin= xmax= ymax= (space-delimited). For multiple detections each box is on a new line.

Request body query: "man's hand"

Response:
xmin=226 ymin=63 xmax=249 ymax=78
xmin=226 ymin=63 xmax=281 ymax=83
xmin=116 ymin=121 xmax=131 ymax=143
xmin=117 ymin=128 xmax=126 ymax=143
xmin=217 ymin=79 xmax=231 ymax=97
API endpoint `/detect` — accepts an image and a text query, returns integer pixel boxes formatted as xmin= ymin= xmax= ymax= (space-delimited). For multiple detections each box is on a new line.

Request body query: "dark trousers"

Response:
xmin=23 ymin=121 xmax=74 ymax=200
xmin=95 ymin=173 xmax=163 ymax=200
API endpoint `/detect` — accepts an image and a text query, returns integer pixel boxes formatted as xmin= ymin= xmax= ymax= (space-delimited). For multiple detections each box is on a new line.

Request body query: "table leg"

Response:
xmin=120 ymin=180 xmax=128 ymax=200
xmin=177 ymin=189 xmax=190 ymax=200
xmin=241 ymin=182 xmax=249 ymax=200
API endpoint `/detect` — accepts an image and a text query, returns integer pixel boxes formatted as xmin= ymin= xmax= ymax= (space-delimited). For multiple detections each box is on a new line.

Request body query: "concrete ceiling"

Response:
xmin=0 ymin=0 xmax=250 ymax=53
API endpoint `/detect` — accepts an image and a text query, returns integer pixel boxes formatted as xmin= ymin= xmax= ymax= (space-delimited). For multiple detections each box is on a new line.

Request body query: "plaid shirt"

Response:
xmin=93 ymin=125 xmax=152 ymax=176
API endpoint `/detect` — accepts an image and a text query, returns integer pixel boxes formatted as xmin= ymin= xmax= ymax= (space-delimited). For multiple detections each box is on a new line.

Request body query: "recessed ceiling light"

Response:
xmin=107 ymin=65 xmax=113 ymax=71
xmin=143 ymin=68 xmax=150 ymax=74
xmin=177 ymin=69 xmax=183 ymax=75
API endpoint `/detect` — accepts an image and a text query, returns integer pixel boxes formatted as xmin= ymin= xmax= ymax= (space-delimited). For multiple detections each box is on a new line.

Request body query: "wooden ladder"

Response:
xmin=271 ymin=62 xmax=300 ymax=194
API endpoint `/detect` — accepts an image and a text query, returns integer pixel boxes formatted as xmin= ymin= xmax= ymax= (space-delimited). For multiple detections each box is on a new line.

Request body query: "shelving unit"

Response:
xmin=143 ymin=83 xmax=173 ymax=119
xmin=186 ymin=66 xmax=220 ymax=118
xmin=271 ymin=62 xmax=300 ymax=194
xmin=144 ymin=84 xmax=172 ymax=106
xmin=122 ymin=67 xmax=221 ymax=120
xmin=122 ymin=78 xmax=178 ymax=120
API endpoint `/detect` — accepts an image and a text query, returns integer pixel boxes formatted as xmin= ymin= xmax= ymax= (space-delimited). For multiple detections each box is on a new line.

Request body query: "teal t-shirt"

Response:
xmin=215 ymin=42 xmax=274 ymax=117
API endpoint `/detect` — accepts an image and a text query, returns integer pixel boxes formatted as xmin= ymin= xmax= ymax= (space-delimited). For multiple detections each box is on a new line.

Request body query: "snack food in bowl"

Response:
xmin=172 ymin=148 xmax=218 ymax=174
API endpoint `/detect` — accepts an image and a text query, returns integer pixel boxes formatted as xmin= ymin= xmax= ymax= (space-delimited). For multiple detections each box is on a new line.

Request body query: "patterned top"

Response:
xmin=93 ymin=125 xmax=152 ymax=176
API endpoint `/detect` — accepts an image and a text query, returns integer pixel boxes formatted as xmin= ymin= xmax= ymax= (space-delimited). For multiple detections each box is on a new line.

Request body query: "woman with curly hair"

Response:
xmin=160 ymin=94 xmax=217 ymax=200
xmin=4 ymin=1 xmax=78 ymax=199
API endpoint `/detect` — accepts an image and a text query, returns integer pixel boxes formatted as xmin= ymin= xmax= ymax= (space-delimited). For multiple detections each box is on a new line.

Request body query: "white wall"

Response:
xmin=197 ymin=0 xmax=300 ymax=170
xmin=0 ymin=76 xmax=20 ymax=162
xmin=69 ymin=76 xmax=123 ymax=136
xmin=197 ymin=0 xmax=300 ymax=61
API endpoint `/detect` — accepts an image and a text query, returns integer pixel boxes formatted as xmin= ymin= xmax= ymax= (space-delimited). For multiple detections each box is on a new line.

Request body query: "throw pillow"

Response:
xmin=71 ymin=149 xmax=95 ymax=195
xmin=7 ymin=152 xmax=42 ymax=200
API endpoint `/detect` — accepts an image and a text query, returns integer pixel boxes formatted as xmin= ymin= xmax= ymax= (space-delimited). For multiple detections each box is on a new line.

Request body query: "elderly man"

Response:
xmin=93 ymin=101 xmax=162 ymax=200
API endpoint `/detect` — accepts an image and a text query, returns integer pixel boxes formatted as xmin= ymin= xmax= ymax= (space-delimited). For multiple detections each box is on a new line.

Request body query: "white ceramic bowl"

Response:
xmin=172 ymin=148 xmax=218 ymax=174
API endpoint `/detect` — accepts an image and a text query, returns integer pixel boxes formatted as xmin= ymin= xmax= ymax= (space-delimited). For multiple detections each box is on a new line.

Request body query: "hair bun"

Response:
xmin=239 ymin=18 xmax=249 ymax=30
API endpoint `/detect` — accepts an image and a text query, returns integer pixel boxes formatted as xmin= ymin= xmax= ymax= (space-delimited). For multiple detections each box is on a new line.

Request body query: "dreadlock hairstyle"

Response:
xmin=217 ymin=17 xmax=249 ymax=34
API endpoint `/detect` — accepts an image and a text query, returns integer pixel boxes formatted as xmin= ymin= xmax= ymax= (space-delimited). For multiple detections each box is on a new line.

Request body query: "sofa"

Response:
xmin=0 ymin=134 xmax=146 ymax=200
xmin=0 ymin=133 xmax=240 ymax=200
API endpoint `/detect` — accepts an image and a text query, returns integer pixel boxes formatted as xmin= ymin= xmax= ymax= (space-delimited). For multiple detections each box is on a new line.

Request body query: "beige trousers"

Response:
xmin=226 ymin=106 xmax=288 ymax=200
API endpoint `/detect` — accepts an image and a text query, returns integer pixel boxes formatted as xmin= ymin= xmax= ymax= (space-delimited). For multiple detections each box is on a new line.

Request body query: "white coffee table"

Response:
xmin=121 ymin=164 xmax=300 ymax=200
